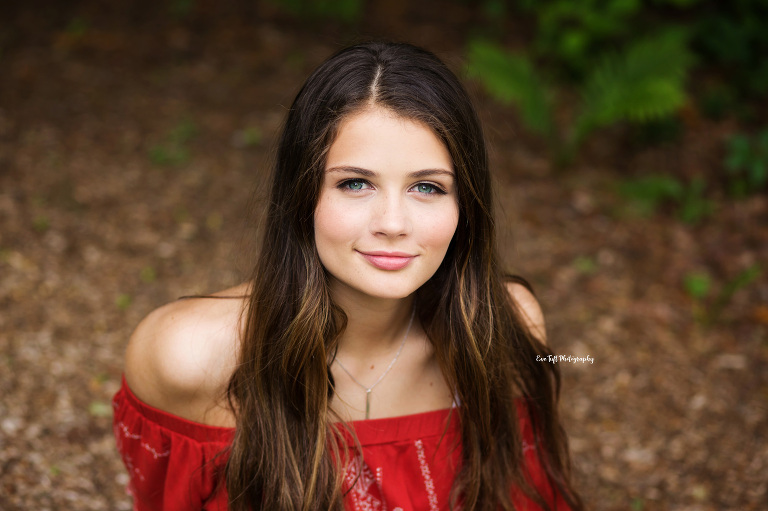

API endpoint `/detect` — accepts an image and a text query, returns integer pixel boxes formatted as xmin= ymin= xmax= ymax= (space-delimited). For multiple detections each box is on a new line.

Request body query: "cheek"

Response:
xmin=420 ymin=204 xmax=459 ymax=250
xmin=314 ymin=197 xmax=356 ymax=253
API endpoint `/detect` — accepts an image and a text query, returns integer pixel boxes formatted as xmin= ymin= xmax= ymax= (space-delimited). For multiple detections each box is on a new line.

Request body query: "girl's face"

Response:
xmin=314 ymin=107 xmax=459 ymax=303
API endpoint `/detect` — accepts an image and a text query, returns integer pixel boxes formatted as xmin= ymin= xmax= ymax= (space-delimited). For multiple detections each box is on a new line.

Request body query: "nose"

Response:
xmin=369 ymin=193 xmax=411 ymax=238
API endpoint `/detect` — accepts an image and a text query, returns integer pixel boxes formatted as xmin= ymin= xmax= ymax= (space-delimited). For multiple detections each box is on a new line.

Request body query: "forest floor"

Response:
xmin=0 ymin=2 xmax=766 ymax=510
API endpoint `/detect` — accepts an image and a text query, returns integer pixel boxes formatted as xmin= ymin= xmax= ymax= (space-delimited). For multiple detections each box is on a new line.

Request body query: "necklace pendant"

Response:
xmin=334 ymin=308 xmax=415 ymax=421
xmin=365 ymin=389 xmax=372 ymax=419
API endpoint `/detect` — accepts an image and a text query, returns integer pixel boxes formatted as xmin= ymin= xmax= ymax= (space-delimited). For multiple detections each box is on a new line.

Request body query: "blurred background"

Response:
xmin=0 ymin=0 xmax=766 ymax=509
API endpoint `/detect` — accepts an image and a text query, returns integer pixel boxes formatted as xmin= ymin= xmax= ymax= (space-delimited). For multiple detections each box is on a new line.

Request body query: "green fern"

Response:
xmin=574 ymin=30 xmax=693 ymax=144
xmin=465 ymin=40 xmax=554 ymax=137
xmin=466 ymin=30 xmax=692 ymax=164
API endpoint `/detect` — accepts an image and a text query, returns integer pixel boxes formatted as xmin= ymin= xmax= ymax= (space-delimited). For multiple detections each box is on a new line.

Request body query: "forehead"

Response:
xmin=325 ymin=107 xmax=453 ymax=173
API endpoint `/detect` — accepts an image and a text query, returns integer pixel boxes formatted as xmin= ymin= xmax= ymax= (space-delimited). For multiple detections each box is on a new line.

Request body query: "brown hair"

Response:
xmin=225 ymin=41 xmax=582 ymax=511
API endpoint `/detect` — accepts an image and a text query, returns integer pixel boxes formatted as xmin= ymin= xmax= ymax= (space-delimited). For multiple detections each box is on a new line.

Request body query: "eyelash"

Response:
xmin=338 ymin=179 xmax=447 ymax=195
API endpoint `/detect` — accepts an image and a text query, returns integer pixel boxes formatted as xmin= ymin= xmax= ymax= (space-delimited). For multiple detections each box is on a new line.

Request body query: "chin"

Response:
xmin=332 ymin=274 xmax=427 ymax=302
xmin=357 ymin=284 xmax=419 ymax=301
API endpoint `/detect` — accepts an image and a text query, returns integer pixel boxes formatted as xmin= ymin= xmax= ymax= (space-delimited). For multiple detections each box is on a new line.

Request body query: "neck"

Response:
xmin=331 ymin=286 xmax=416 ymax=360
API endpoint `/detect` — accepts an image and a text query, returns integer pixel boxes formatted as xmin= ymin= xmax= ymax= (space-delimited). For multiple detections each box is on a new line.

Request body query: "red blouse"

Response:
xmin=113 ymin=378 xmax=570 ymax=510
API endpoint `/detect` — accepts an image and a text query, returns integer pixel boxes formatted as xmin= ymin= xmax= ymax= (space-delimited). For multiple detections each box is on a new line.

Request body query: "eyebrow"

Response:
xmin=326 ymin=166 xmax=455 ymax=178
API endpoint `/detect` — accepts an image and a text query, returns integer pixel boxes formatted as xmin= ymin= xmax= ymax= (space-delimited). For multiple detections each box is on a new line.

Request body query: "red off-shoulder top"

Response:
xmin=113 ymin=377 xmax=570 ymax=510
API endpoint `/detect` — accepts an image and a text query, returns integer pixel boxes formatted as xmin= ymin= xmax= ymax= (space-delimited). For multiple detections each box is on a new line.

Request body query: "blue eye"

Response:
xmin=416 ymin=184 xmax=435 ymax=194
xmin=344 ymin=180 xmax=366 ymax=190
xmin=415 ymin=183 xmax=445 ymax=194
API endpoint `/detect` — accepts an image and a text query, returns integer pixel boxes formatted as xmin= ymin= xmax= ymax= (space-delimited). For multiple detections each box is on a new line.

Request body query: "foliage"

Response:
xmin=140 ymin=266 xmax=157 ymax=284
xmin=513 ymin=0 xmax=699 ymax=78
xmin=206 ymin=211 xmax=223 ymax=231
xmin=232 ymin=126 xmax=263 ymax=148
xmin=115 ymin=293 xmax=132 ymax=311
xmin=32 ymin=215 xmax=51 ymax=233
xmin=631 ymin=117 xmax=683 ymax=147
xmin=517 ymin=0 xmax=645 ymax=78
xmin=469 ymin=0 xmax=768 ymax=177
xmin=169 ymin=0 xmax=196 ymax=20
xmin=88 ymin=401 xmax=113 ymax=418
xmin=510 ymin=0 xmax=768 ymax=110
xmin=724 ymin=130 xmax=768 ymax=197
xmin=619 ymin=175 xmax=713 ymax=224
xmin=619 ymin=174 xmax=683 ymax=216
xmin=697 ymin=84 xmax=739 ymax=121
xmin=684 ymin=265 xmax=762 ymax=324
xmin=268 ymin=0 xmax=362 ymax=22
xmin=573 ymin=255 xmax=598 ymax=274
xmin=65 ymin=17 xmax=89 ymax=37
xmin=676 ymin=178 xmax=712 ymax=224
xmin=692 ymin=0 xmax=768 ymax=100
xmin=149 ymin=119 xmax=197 ymax=166
xmin=573 ymin=30 xmax=692 ymax=146
xmin=465 ymin=40 xmax=553 ymax=138
xmin=684 ymin=271 xmax=711 ymax=300
xmin=466 ymin=31 xmax=693 ymax=162
xmin=718 ymin=265 xmax=762 ymax=305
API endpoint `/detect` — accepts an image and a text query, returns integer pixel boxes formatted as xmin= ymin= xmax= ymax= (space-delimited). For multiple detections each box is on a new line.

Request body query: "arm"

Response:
xmin=114 ymin=296 xmax=241 ymax=510
xmin=124 ymin=294 xmax=241 ymax=427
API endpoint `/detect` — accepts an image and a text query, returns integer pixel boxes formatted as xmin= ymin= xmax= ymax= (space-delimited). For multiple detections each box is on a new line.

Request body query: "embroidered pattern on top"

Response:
xmin=345 ymin=457 xmax=385 ymax=511
xmin=414 ymin=439 xmax=440 ymax=511
xmin=115 ymin=421 xmax=171 ymax=459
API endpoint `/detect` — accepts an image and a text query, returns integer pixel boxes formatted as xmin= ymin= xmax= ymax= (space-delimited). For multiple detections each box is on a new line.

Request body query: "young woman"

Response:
xmin=113 ymin=42 xmax=582 ymax=511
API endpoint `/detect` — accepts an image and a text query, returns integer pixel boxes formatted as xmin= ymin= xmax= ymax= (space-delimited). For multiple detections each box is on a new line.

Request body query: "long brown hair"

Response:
xmin=225 ymin=42 xmax=582 ymax=511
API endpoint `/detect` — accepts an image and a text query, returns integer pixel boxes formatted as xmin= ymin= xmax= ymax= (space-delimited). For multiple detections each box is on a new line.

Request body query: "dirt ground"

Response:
xmin=1 ymin=2 xmax=766 ymax=510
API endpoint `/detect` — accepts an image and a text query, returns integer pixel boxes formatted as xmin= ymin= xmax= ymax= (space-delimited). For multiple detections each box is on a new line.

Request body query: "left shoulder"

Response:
xmin=505 ymin=281 xmax=547 ymax=344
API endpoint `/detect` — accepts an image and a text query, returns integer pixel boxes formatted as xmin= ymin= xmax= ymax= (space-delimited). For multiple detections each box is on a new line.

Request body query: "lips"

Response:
xmin=358 ymin=251 xmax=416 ymax=271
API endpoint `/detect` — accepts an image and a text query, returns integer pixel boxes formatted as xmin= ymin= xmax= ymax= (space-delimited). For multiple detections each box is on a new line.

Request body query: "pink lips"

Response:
xmin=358 ymin=251 xmax=416 ymax=271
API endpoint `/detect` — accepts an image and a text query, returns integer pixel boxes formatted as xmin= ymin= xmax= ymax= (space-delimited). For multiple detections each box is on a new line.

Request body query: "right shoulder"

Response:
xmin=124 ymin=283 xmax=249 ymax=426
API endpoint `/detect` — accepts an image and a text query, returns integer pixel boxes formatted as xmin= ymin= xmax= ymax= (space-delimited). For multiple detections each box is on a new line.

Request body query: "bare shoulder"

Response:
xmin=505 ymin=281 xmax=547 ymax=344
xmin=124 ymin=283 xmax=249 ymax=426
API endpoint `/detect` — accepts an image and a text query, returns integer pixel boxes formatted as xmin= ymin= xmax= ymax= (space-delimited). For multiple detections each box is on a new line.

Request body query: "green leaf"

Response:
xmin=140 ymin=266 xmax=157 ymax=284
xmin=483 ymin=0 xmax=506 ymax=19
xmin=725 ymin=135 xmax=751 ymax=172
xmin=678 ymin=177 xmax=713 ymax=224
xmin=609 ymin=0 xmax=641 ymax=15
xmin=662 ymin=0 xmax=700 ymax=6
xmin=720 ymin=265 xmax=762 ymax=300
xmin=169 ymin=0 xmax=195 ymax=19
xmin=619 ymin=175 xmax=684 ymax=206
xmin=89 ymin=401 xmax=113 ymax=418
xmin=684 ymin=272 xmax=711 ymax=300
xmin=757 ymin=130 xmax=768 ymax=152
xmin=65 ymin=17 xmax=89 ymax=37
xmin=149 ymin=145 xmax=189 ymax=166
xmin=728 ymin=178 xmax=747 ymax=198
xmin=560 ymin=30 xmax=588 ymax=59
xmin=724 ymin=130 xmax=768 ymax=193
xmin=465 ymin=40 xmax=554 ymax=136
xmin=116 ymin=293 xmax=132 ymax=311
xmin=573 ymin=256 xmax=598 ymax=274
xmin=149 ymin=118 xmax=197 ymax=166
xmin=169 ymin=119 xmax=197 ymax=145
xmin=575 ymin=29 xmax=693 ymax=142
xmin=32 ymin=215 xmax=50 ymax=233
xmin=750 ymin=161 xmax=767 ymax=187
